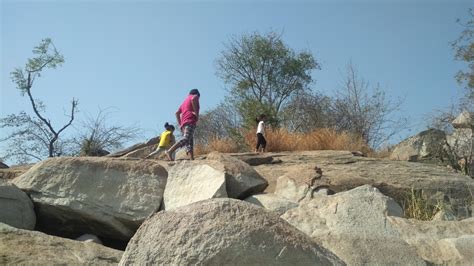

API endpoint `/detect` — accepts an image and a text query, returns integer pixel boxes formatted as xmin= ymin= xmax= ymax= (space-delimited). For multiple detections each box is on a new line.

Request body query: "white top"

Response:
xmin=256 ymin=121 xmax=265 ymax=135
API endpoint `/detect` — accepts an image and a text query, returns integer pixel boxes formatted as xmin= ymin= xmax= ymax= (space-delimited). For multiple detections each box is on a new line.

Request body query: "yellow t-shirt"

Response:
xmin=158 ymin=130 xmax=173 ymax=148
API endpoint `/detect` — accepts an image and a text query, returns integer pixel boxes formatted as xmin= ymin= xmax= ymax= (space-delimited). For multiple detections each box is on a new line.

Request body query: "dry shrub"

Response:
xmin=243 ymin=128 xmax=294 ymax=152
xmin=367 ymin=143 xmax=394 ymax=158
xmin=243 ymin=128 xmax=371 ymax=153
xmin=368 ymin=149 xmax=392 ymax=159
xmin=195 ymin=137 xmax=240 ymax=155
xmin=303 ymin=128 xmax=371 ymax=152
xmin=402 ymin=189 xmax=445 ymax=221
xmin=196 ymin=128 xmax=371 ymax=155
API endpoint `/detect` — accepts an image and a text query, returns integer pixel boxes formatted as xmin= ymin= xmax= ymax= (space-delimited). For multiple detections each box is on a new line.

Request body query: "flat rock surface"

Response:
xmin=239 ymin=150 xmax=474 ymax=214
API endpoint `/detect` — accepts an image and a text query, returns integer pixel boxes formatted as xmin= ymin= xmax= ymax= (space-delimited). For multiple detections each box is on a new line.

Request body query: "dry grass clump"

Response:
xmin=244 ymin=128 xmax=371 ymax=153
xmin=368 ymin=149 xmax=392 ymax=159
xmin=196 ymin=128 xmax=371 ymax=155
xmin=402 ymin=189 xmax=446 ymax=220
xmin=366 ymin=143 xmax=394 ymax=158
xmin=306 ymin=128 xmax=371 ymax=152
xmin=195 ymin=137 xmax=240 ymax=155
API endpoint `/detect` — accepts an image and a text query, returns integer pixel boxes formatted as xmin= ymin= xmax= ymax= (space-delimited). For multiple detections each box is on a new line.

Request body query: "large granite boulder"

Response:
xmin=447 ymin=128 xmax=473 ymax=158
xmin=452 ymin=111 xmax=473 ymax=129
xmin=447 ymin=112 xmax=474 ymax=160
xmin=389 ymin=217 xmax=474 ymax=264
xmin=282 ymin=185 xmax=426 ymax=265
xmin=244 ymin=193 xmax=299 ymax=215
xmin=12 ymin=157 xmax=167 ymax=241
xmin=250 ymin=150 xmax=474 ymax=218
xmin=274 ymin=164 xmax=324 ymax=202
xmin=163 ymin=160 xmax=227 ymax=210
xmin=0 ymin=222 xmax=122 ymax=265
xmin=0 ymin=179 xmax=36 ymax=230
xmin=120 ymin=198 xmax=344 ymax=265
xmin=122 ymin=145 xmax=156 ymax=158
xmin=204 ymin=152 xmax=268 ymax=198
xmin=163 ymin=153 xmax=268 ymax=210
xmin=107 ymin=136 xmax=160 ymax=158
xmin=390 ymin=129 xmax=446 ymax=161
xmin=447 ymin=111 xmax=474 ymax=175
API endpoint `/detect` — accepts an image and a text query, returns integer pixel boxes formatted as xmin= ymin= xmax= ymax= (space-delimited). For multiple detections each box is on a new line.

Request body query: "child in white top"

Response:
xmin=255 ymin=114 xmax=267 ymax=152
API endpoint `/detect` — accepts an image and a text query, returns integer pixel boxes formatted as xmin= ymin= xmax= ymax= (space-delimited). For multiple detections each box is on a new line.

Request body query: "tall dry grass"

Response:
xmin=195 ymin=128 xmax=371 ymax=155
xmin=195 ymin=137 xmax=240 ymax=155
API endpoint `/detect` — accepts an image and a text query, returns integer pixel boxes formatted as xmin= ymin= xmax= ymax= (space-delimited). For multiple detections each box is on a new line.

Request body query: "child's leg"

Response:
xmin=261 ymin=136 xmax=267 ymax=152
xmin=256 ymin=133 xmax=264 ymax=152
xmin=255 ymin=135 xmax=259 ymax=152
xmin=185 ymin=125 xmax=196 ymax=160
xmin=166 ymin=125 xmax=193 ymax=160
xmin=146 ymin=147 xmax=164 ymax=158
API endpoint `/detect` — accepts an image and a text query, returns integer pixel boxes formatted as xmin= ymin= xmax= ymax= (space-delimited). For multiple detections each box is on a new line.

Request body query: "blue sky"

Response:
xmin=1 ymin=0 xmax=472 ymax=158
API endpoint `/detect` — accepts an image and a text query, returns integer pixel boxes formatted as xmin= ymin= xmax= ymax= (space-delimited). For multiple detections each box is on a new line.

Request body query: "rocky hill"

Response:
xmin=1 ymin=150 xmax=473 ymax=265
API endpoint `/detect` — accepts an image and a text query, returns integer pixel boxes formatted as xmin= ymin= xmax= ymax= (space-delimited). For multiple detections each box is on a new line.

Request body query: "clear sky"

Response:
xmin=1 ymin=0 xmax=472 ymax=158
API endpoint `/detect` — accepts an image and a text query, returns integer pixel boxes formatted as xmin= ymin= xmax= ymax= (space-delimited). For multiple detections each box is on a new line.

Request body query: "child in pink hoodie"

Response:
xmin=165 ymin=89 xmax=200 ymax=160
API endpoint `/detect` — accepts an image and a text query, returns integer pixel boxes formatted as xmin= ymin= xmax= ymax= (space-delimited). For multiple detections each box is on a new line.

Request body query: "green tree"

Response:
xmin=452 ymin=8 xmax=474 ymax=97
xmin=216 ymin=31 xmax=320 ymax=128
xmin=1 ymin=38 xmax=78 ymax=163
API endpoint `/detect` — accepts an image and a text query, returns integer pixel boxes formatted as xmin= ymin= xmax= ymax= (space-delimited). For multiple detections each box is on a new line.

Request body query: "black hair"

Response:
xmin=164 ymin=122 xmax=175 ymax=131
xmin=189 ymin=88 xmax=200 ymax=97
xmin=256 ymin=114 xmax=266 ymax=123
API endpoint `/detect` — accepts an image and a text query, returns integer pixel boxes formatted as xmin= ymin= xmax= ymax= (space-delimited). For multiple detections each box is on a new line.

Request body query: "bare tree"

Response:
xmin=452 ymin=8 xmax=474 ymax=98
xmin=332 ymin=62 xmax=406 ymax=148
xmin=194 ymin=101 xmax=243 ymax=145
xmin=73 ymin=108 xmax=141 ymax=156
xmin=1 ymin=38 xmax=78 ymax=163
xmin=280 ymin=91 xmax=335 ymax=133
xmin=0 ymin=112 xmax=76 ymax=163
xmin=426 ymin=104 xmax=474 ymax=176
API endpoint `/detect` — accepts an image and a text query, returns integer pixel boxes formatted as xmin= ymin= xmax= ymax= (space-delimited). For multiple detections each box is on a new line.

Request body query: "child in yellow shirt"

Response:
xmin=146 ymin=123 xmax=176 ymax=159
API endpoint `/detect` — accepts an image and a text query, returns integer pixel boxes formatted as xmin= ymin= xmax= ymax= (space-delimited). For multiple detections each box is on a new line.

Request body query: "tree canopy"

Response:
xmin=216 ymin=31 xmax=320 ymax=127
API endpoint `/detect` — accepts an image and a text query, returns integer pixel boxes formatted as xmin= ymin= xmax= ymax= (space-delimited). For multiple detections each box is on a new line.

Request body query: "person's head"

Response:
xmin=164 ymin=122 xmax=175 ymax=132
xmin=189 ymin=88 xmax=200 ymax=97
xmin=256 ymin=114 xmax=266 ymax=122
